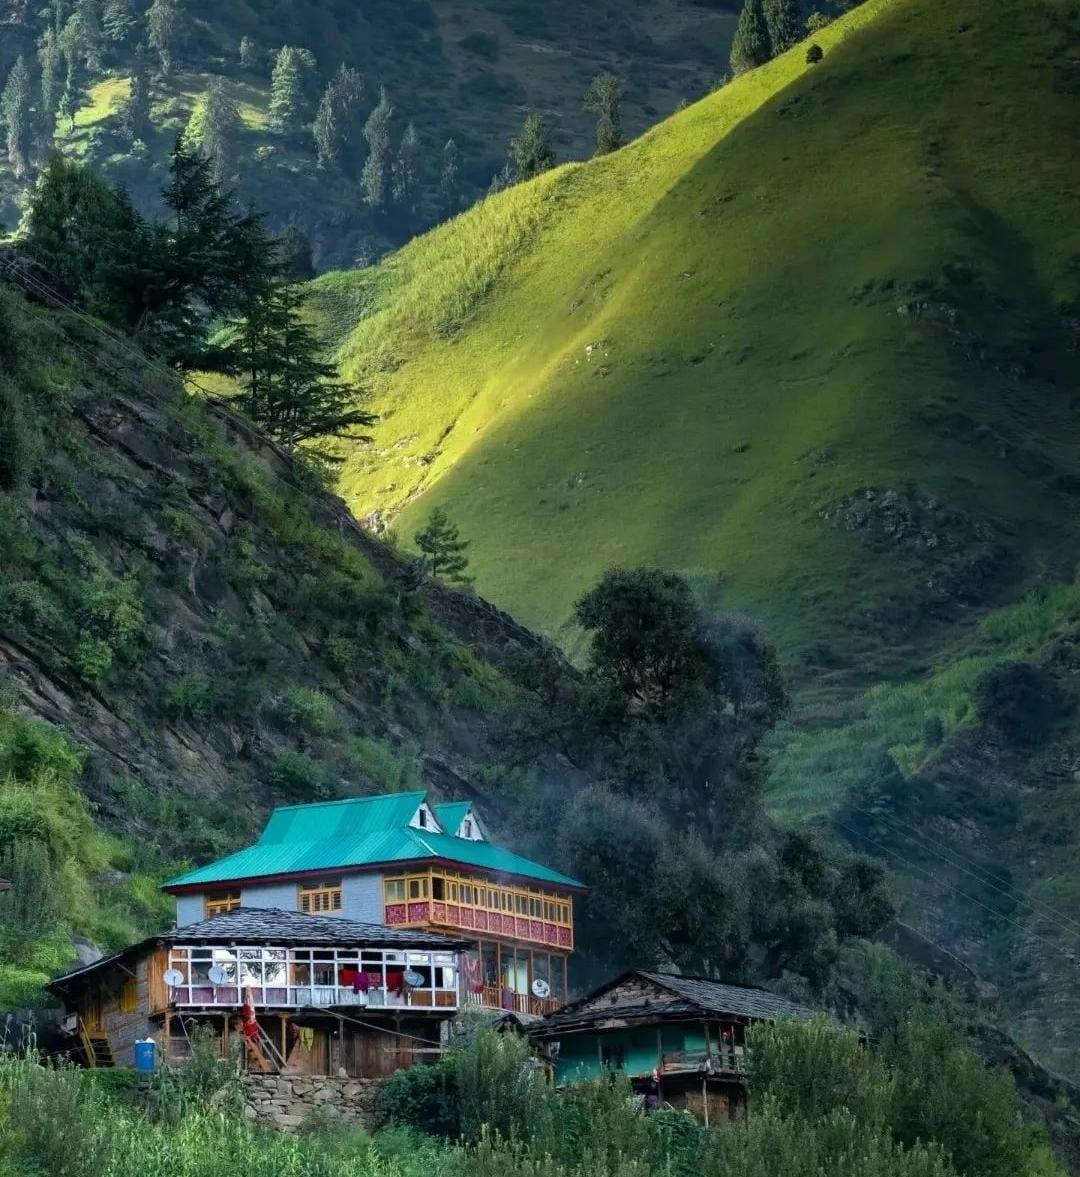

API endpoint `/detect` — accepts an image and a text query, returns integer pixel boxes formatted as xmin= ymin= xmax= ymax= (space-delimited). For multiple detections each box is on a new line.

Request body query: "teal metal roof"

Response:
xmin=163 ymin=792 xmax=583 ymax=890
xmin=433 ymin=801 xmax=471 ymax=833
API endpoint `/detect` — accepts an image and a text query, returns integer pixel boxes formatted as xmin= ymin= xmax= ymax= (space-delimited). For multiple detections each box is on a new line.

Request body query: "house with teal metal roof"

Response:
xmin=163 ymin=791 xmax=585 ymax=1016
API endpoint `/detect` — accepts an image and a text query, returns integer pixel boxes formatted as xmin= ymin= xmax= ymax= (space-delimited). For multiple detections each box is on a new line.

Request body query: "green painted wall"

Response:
xmin=553 ymin=1022 xmax=711 ymax=1083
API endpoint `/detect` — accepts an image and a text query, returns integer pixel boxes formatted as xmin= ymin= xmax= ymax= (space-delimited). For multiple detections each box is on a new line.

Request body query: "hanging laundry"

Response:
xmin=240 ymin=996 xmax=260 ymax=1040
xmin=463 ymin=954 xmax=484 ymax=995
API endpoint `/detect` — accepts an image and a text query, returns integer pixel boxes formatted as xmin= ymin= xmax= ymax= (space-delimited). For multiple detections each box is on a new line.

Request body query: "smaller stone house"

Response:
xmin=528 ymin=971 xmax=814 ymax=1124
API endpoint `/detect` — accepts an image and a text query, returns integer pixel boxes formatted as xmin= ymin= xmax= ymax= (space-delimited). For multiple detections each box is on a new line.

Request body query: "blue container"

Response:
xmin=134 ymin=1039 xmax=157 ymax=1073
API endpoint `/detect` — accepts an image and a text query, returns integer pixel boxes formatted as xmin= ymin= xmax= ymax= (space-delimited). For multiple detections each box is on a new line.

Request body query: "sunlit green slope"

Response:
xmin=312 ymin=0 xmax=1080 ymax=687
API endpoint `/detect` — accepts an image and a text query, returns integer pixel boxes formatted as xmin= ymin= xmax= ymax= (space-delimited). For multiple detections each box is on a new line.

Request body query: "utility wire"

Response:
xmin=847 ymin=804 xmax=1080 ymax=939
xmin=836 ymin=819 xmax=1080 ymax=968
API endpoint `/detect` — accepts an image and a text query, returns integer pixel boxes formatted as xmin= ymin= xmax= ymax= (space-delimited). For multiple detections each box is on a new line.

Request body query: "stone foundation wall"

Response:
xmin=243 ymin=1074 xmax=381 ymax=1132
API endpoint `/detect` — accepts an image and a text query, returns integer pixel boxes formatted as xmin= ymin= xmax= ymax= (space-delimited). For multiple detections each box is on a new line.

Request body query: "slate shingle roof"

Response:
xmin=46 ymin=907 xmax=468 ymax=992
xmin=170 ymin=907 xmax=470 ymax=948
xmin=533 ymin=970 xmax=814 ymax=1034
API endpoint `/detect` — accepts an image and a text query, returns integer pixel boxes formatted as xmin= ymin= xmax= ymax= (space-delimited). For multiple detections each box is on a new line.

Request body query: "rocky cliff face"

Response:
xmin=0 ymin=276 xmax=579 ymax=898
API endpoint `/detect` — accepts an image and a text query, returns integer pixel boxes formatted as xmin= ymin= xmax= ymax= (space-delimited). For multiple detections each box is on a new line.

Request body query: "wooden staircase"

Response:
xmin=79 ymin=1023 xmax=114 ymax=1069
xmin=242 ymin=1025 xmax=284 ymax=1074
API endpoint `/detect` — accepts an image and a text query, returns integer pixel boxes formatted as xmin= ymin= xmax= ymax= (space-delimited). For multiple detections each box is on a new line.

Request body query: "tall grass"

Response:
xmin=0 ymin=1017 xmax=1063 ymax=1177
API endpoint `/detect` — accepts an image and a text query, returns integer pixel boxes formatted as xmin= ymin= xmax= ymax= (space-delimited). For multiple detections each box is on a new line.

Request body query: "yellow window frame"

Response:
xmin=298 ymin=880 xmax=343 ymax=913
xmin=204 ymin=890 xmax=241 ymax=918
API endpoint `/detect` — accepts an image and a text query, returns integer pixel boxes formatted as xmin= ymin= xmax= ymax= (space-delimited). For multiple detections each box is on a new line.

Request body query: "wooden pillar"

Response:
xmin=280 ymin=1014 xmax=287 ymax=1068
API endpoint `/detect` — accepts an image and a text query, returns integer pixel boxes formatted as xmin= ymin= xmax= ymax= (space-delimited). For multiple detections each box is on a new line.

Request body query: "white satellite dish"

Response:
xmin=207 ymin=965 xmax=230 ymax=986
xmin=403 ymin=969 xmax=426 ymax=988
xmin=531 ymin=978 xmax=551 ymax=999
xmin=163 ymin=969 xmax=184 ymax=987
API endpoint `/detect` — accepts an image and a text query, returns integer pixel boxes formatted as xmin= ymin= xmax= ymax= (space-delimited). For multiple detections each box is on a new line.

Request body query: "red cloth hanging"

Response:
xmin=240 ymin=996 xmax=260 ymax=1040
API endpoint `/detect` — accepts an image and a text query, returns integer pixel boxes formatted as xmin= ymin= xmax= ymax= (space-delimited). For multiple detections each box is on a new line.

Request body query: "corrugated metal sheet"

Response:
xmin=164 ymin=792 xmax=584 ymax=889
xmin=433 ymin=801 xmax=470 ymax=833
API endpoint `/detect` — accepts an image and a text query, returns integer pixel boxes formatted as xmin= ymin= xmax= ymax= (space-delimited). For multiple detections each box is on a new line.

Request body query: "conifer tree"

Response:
xmin=730 ymin=0 xmax=772 ymax=75
xmin=38 ymin=26 xmax=64 ymax=133
xmin=184 ymin=76 xmax=242 ymax=183
xmin=147 ymin=0 xmax=179 ymax=76
xmin=225 ymin=279 xmax=375 ymax=452
xmin=2 ymin=57 xmax=34 ymax=180
xmin=583 ymin=72 xmax=622 ymax=156
xmin=278 ymin=225 xmax=315 ymax=280
xmin=68 ymin=0 xmax=104 ymax=73
xmin=763 ymin=0 xmax=802 ymax=55
xmin=103 ymin=0 xmax=137 ymax=49
xmin=239 ymin=35 xmax=260 ymax=71
xmin=391 ymin=120 xmax=419 ymax=211
xmin=119 ymin=42 xmax=151 ymax=142
xmin=508 ymin=112 xmax=554 ymax=182
xmin=313 ymin=63 xmax=364 ymax=173
xmin=58 ymin=52 xmax=87 ymax=131
xmin=414 ymin=508 xmax=473 ymax=585
xmin=438 ymin=136 xmax=460 ymax=213
xmin=268 ymin=45 xmax=311 ymax=134
xmin=360 ymin=86 xmax=392 ymax=208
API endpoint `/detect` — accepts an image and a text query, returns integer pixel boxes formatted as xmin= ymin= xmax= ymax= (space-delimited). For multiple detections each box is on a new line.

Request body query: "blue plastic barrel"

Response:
xmin=134 ymin=1039 xmax=157 ymax=1073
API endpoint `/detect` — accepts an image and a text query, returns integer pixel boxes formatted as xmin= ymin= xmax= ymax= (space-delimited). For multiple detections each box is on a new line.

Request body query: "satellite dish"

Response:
xmin=163 ymin=969 xmax=184 ymax=987
xmin=403 ymin=969 xmax=426 ymax=988
xmin=207 ymin=965 xmax=229 ymax=986
xmin=532 ymin=978 xmax=551 ymax=999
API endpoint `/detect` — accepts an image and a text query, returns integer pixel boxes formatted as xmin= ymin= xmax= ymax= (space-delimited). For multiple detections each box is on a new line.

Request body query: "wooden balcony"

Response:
xmin=465 ymin=986 xmax=562 ymax=1018
xmin=386 ymin=900 xmax=573 ymax=950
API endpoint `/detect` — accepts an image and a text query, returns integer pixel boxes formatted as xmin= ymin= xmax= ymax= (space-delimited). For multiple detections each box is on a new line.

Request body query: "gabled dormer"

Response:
xmin=434 ymin=801 xmax=486 ymax=841
xmin=409 ymin=798 xmax=443 ymax=833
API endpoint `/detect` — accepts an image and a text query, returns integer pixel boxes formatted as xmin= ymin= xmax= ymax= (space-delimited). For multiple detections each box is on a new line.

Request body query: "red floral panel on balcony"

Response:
xmin=431 ymin=902 xmax=446 ymax=922
xmin=407 ymin=901 xmax=430 ymax=922
xmin=557 ymin=926 xmax=571 ymax=946
xmin=475 ymin=910 xmax=488 ymax=930
xmin=545 ymin=924 xmax=559 ymax=944
xmin=385 ymin=903 xmax=407 ymax=925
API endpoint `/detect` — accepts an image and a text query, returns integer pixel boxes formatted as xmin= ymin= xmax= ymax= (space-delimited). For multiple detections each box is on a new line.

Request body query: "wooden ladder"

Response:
xmin=79 ymin=1023 xmax=114 ymax=1069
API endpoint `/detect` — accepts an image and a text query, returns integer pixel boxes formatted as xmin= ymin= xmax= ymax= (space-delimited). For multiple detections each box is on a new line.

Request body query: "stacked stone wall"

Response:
xmin=243 ymin=1074 xmax=380 ymax=1131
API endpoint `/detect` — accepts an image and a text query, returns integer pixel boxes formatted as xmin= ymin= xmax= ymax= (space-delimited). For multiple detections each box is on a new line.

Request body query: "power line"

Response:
xmin=836 ymin=819 xmax=1080 ymax=970
xmin=847 ymin=805 xmax=1080 ymax=940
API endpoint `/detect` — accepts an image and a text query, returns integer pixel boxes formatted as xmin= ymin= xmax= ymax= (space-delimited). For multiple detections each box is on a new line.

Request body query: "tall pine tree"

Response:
xmin=730 ymin=0 xmax=772 ymax=75
xmin=2 ymin=56 xmax=34 ymax=180
xmin=119 ymin=42 xmax=151 ymax=142
xmin=103 ymin=0 xmax=137 ymax=50
xmin=184 ymin=76 xmax=242 ymax=183
xmin=38 ymin=26 xmax=64 ymax=134
xmin=583 ymin=73 xmax=623 ymax=156
xmin=313 ymin=63 xmax=364 ymax=173
xmin=391 ymin=120 xmax=419 ymax=212
xmin=268 ymin=45 xmax=311 ymax=134
xmin=58 ymin=52 xmax=87 ymax=131
xmin=224 ymin=279 xmax=375 ymax=452
xmin=239 ymin=36 xmax=260 ymax=71
xmin=360 ymin=86 xmax=392 ymax=208
xmin=146 ymin=0 xmax=179 ymax=76
xmin=438 ymin=137 xmax=460 ymax=214
xmin=508 ymin=112 xmax=554 ymax=182
xmin=414 ymin=508 xmax=472 ymax=584
xmin=763 ymin=0 xmax=802 ymax=56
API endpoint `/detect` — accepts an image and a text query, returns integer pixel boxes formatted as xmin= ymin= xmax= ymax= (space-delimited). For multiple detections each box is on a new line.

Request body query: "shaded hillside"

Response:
xmin=0 ymin=0 xmax=737 ymax=266
xmin=311 ymin=0 xmax=1080 ymax=684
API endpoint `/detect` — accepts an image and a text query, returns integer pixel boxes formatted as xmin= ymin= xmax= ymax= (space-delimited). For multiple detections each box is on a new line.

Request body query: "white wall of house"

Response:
xmin=339 ymin=873 xmax=382 ymax=922
xmin=176 ymin=894 xmax=204 ymax=927
xmin=241 ymin=881 xmax=302 ymax=910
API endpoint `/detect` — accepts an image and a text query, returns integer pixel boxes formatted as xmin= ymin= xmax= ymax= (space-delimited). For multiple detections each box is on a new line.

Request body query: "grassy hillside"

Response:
xmin=0 ymin=0 xmax=737 ymax=266
xmin=312 ymin=0 xmax=1080 ymax=686
xmin=307 ymin=0 xmax=1080 ymax=1074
